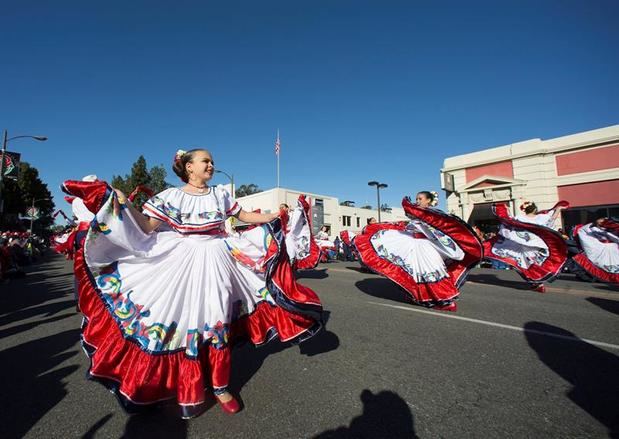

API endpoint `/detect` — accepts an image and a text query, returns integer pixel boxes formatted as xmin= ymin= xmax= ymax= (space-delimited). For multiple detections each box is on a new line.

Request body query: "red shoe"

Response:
xmin=217 ymin=395 xmax=241 ymax=414
xmin=532 ymin=284 xmax=546 ymax=294
xmin=434 ymin=302 xmax=457 ymax=312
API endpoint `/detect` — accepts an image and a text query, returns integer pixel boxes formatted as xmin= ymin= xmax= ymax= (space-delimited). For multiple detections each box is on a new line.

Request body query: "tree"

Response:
xmin=1 ymin=161 xmax=55 ymax=234
xmin=111 ymin=156 xmax=172 ymax=210
xmin=340 ymin=200 xmax=355 ymax=207
xmin=235 ymin=184 xmax=263 ymax=198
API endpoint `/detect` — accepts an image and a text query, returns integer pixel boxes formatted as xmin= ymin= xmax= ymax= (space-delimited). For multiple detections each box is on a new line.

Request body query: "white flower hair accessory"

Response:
xmin=430 ymin=191 xmax=439 ymax=207
xmin=519 ymin=200 xmax=532 ymax=212
xmin=174 ymin=149 xmax=187 ymax=163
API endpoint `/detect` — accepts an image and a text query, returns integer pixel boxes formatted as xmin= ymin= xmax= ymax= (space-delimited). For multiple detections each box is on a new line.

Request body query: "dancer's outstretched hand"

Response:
xmin=113 ymin=188 xmax=127 ymax=204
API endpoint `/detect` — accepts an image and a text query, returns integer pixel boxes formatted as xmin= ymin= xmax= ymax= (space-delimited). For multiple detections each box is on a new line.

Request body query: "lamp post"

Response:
xmin=215 ymin=169 xmax=234 ymax=196
xmin=29 ymin=197 xmax=51 ymax=234
xmin=368 ymin=180 xmax=388 ymax=222
xmin=1 ymin=129 xmax=48 ymax=218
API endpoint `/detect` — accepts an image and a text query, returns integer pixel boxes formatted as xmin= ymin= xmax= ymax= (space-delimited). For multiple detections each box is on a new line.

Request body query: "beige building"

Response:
xmin=440 ymin=125 xmax=619 ymax=231
xmin=236 ymin=187 xmax=408 ymax=239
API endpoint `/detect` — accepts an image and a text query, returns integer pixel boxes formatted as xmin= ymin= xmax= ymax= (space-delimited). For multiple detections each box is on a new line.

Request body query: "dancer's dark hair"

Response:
xmin=416 ymin=191 xmax=434 ymax=202
xmin=172 ymin=149 xmax=210 ymax=183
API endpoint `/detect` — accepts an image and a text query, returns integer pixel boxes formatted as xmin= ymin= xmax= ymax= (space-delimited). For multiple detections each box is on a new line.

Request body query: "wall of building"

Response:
xmin=236 ymin=187 xmax=408 ymax=239
xmin=442 ymin=125 xmax=619 ymax=229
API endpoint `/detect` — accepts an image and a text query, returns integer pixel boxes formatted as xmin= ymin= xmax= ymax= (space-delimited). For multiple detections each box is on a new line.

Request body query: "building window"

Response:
xmin=562 ymin=205 xmax=619 ymax=235
xmin=342 ymin=216 xmax=351 ymax=227
xmin=315 ymin=198 xmax=324 ymax=206
xmin=356 ymin=217 xmax=360 ymax=228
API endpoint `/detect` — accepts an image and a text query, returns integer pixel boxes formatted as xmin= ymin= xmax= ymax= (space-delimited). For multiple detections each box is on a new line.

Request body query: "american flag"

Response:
xmin=274 ymin=131 xmax=281 ymax=155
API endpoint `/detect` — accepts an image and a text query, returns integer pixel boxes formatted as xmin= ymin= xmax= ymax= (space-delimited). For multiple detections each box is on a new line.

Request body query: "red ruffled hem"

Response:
xmin=571 ymin=253 xmax=619 ymax=284
xmin=355 ymin=222 xmax=459 ymax=304
xmin=355 ymin=198 xmax=483 ymax=308
xmin=65 ymin=180 xmax=323 ymax=412
xmin=484 ymin=203 xmax=568 ymax=283
xmin=75 ymin=249 xmax=320 ymax=408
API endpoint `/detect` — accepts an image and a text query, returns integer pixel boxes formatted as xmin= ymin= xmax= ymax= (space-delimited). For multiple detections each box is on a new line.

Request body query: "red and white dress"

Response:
xmin=483 ymin=202 xmax=569 ymax=284
xmin=354 ymin=197 xmax=483 ymax=310
xmin=62 ymin=180 xmax=323 ymax=418
xmin=282 ymin=195 xmax=321 ymax=270
xmin=571 ymin=219 xmax=619 ymax=284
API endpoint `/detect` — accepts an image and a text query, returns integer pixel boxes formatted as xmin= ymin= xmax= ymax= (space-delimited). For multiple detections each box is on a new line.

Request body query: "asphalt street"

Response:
xmin=1 ymin=254 xmax=618 ymax=438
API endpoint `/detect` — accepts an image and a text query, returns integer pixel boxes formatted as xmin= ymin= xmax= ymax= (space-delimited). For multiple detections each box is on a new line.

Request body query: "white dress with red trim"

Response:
xmin=483 ymin=202 xmax=569 ymax=284
xmin=571 ymin=220 xmax=619 ymax=283
xmin=315 ymin=230 xmax=335 ymax=251
xmin=339 ymin=230 xmax=356 ymax=248
xmin=354 ymin=197 xmax=483 ymax=310
xmin=283 ymin=195 xmax=321 ymax=270
xmin=62 ymin=181 xmax=323 ymax=418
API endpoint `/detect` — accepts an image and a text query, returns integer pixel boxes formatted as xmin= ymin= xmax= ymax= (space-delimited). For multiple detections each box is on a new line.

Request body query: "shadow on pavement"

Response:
xmin=122 ymin=409 xmax=188 ymax=439
xmin=466 ymin=272 xmax=531 ymax=290
xmin=346 ymin=266 xmax=373 ymax=274
xmin=0 ymin=329 xmax=80 ymax=439
xmin=230 ymin=313 xmax=340 ymax=393
xmin=296 ymin=268 xmax=329 ymax=280
xmin=591 ymin=284 xmax=619 ymax=293
xmin=586 ymin=297 xmax=619 ymax=315
xmin=0 ymin=256 xmax=74 ymax=317
xmin=524 ymin=321 xmax=619 ymax=438
xmin=0 ymin=300 xmax=75 ymax=328
xmin=0 ymin=313 xmax=74 ymax=339
xmin=83 ymin=413 xmax=114 ymax=439
xmin=355 ymin=278 xmax=408 ymax=304
xmin=313 ymin=389 xmax=418 ymax=438
xmin=299 ymin=328 xmax=340 ymax=356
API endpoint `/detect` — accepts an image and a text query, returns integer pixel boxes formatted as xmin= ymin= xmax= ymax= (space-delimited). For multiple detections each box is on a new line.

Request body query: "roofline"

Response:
xmin=441 ymin=125 xmax=619 ymax=173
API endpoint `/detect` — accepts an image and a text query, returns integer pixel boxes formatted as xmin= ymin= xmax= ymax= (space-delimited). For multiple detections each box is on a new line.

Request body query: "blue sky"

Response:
xmin=2 ymin=0 xmax=618 ymax=219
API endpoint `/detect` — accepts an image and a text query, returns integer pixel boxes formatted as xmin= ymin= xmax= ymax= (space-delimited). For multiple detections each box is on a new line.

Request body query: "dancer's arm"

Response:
xmin=236 ymin=209 xmax=278 ymax=224
xmin=114 ymin=189 xmax=162 ymax=234
xmin=551 ymin=206 xmax=564 ymax=222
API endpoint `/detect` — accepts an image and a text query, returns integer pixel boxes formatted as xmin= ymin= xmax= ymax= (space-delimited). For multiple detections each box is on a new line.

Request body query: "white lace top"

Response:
xmin=142 ymin=185 xmax=241 ymax=234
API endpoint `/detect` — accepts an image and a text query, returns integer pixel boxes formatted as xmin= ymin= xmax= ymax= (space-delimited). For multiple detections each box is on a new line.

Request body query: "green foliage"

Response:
xmin=111 ymin=156 xmax=172 ymax=210
xmin=1 ymin=161 xmax=55 ymax=234
xmin=235 ymin=184 xmax=262 ymax=198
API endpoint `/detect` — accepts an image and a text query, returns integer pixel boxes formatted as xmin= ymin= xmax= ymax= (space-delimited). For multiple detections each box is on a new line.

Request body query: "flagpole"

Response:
xmin=276 ymin=129 xmax=280 ymax=188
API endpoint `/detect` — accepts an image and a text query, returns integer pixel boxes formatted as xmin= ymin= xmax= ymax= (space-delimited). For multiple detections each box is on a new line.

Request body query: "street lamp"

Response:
xmin=29 ymin=197 xmax=51 ymax=234
xmin=368 ymin=180 xmax=388 ymax=222
xmin=215 ymin=169 xmax=235 ymax=196
xmin=1 ymin=129 xmax=48 ymax=218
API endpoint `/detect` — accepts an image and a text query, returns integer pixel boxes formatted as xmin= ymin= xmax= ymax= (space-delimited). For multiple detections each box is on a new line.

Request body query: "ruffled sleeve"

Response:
xmin=216 ymin=185 xmax=241 ymax=218
xmin=142 ymin=188 xmax=174 ymax=222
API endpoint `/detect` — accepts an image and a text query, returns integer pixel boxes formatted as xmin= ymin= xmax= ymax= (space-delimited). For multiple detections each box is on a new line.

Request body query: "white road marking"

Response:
xmin=324 ymin=267 xmax=619 ymax=300
xmin=368 ymin=301 xmax=619 ymax=351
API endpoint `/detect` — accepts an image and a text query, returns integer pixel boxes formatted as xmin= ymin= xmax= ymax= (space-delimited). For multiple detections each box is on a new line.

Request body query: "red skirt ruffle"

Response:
xmin=355 ymin=197 xmax=483 ymax=309
xmin=484 ymin=203 xmax=568 ymax=284
xmin=66 ymin=180 xmax=323 ymax=417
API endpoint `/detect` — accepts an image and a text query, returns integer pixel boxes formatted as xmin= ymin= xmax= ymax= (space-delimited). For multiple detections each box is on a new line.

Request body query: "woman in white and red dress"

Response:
xmin=63 ymin=148 xmax=323 ymax=418
xmin=570 ymin=217 xmax=619 ymax=284
xmin=354 ymin=191 xmax=483 ymax=311
xmin=280 ymin=196 xmax=321 ymax=270
xmin=339 ymin=229 xmax=358 ymax=261
xmin=484 ymin=200 xmax=569 ymax=293
xmin=315 ymin=225 xmax=336 ymax=262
